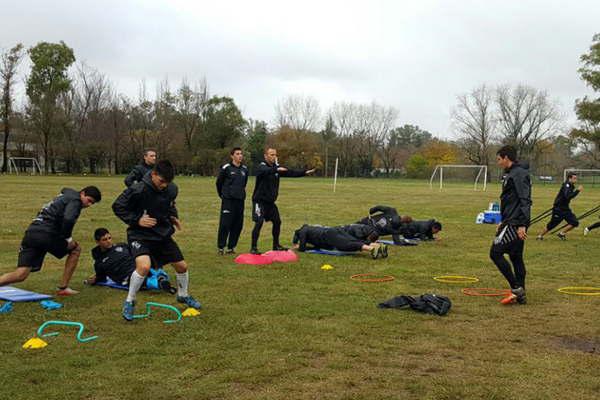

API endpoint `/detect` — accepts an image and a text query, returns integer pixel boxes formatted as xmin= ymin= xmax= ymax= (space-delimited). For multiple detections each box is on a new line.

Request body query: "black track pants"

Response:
xmin=217 ymin=198 xmax=245 ymax=250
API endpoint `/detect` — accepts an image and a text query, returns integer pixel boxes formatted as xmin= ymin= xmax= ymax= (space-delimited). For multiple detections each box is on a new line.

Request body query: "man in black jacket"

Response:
xmin=490 ymin=145 xmax=532 ymax=305
xmin=113 ymin=160 xmax=202 ymax=321
xmin=250 ymin=147 xmax=315 ymax=254
xmin=537 ymin=172 xmax=582 ymax=240
xmin=216 ymin=147 xmax=248 ymax=255
xmin=292 ymin=224 xmax=388 ymax=259
xmin=124 ymin=149 xmax=156 ymax=187
xmin=0 ymin=186 xmax=101 ymax=295
xmin=403 ymin=219 xmax=443 ymax=241
xmin=356 ymin=205 xmax=412 ymax=244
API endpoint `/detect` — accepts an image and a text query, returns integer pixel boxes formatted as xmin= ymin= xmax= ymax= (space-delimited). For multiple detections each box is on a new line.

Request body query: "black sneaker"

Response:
xmin=217 ymin=248 xmax=224 ymax=256
xmin=557 ymin=232 xmax=566 ymax=241
xmin=225 ymin=248 xmax=235 ymax=255
xmin=272 ymin=245 xmax=288 ymax=251
xmin=250 ymin=248 xmax=261 ymax=255
xmin=512 ymin=287 xmax=527 ymax=304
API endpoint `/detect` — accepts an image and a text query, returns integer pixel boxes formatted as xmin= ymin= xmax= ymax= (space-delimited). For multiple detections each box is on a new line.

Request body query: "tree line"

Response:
xmin=1 ymin=35 xmax=599 ymax=178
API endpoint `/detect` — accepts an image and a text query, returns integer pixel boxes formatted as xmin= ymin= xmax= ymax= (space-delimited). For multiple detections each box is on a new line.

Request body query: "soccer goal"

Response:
xmin=7 ymin=157 xmax=42 ymax=175
xmin=429 ymin=164 xmax=487 ymax=191
xmin=563 ymin=168 xmax=600 ymax=186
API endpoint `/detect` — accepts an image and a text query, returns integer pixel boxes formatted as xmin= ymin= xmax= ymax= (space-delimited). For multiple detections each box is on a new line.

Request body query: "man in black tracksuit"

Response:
xmin=0 ymin=186 xmax=101 ymax=295
xmin=250 ymin=147 xmax=315 ymax=254
xmin=113 ymin=160 xmax=201 ymax=321
xmin=537 ymin=172 xmax=582 ymax=240
xmin=403 ymin=219 xmax=443 ymax=241
xmin=292 ymin=223 xmax=388 ymax=259
xmin=124 ymin=149 xmax=157 ymax=187
xmin=216 ymin=147 xmax=248 ymax=255
xmin=490 ymin=145 xmax=532 ymax=305
xmin=356 ymin=205 xmax=412 ymax=244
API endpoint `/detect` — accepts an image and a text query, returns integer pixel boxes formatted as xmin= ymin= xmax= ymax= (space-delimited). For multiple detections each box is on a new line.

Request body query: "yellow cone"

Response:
xmin=22 ymin=337 xmax=48 ymax=349
xmin=321 ymin=264 xmax=334 ymax=270
xmin=182 ymin=308 xmax=201 ymax=317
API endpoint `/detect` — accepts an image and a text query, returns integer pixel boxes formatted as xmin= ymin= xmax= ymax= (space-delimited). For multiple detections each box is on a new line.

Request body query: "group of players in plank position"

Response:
xmin=0 ymin=144 xmax=595 ymax=316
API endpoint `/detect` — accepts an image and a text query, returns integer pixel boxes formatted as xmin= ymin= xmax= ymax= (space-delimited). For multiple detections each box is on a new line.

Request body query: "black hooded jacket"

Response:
xmin=357 ymin=205 xmax=403 ymax=240
xmin=252 ymin=161 xmax=306 ymax=203
xmin=216 ymin=162 xmax=249 ymax=200
xmin=112 ymin=173 xmax=179 ymax=241
xmin=500 ymin=162 xmax=532 ymax=227
xmin=293 ymin=224 xmax=377 ymax=252
xmin=27 ymin=188 xmax=83 ymax=239
xmin=403 ymin=219 xmax=437 ymax=240
xmin=91 ymin=243 xmax=136 ymax=284
xmin=124 ymin=162 xmax=153 ymax=187
xmin=553 ymin=181 xmax=580 ymax=211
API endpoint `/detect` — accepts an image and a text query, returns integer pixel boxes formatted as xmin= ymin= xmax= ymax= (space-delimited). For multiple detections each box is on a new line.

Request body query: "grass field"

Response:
xmin=1 ymin=175 xmax=599 ymax=400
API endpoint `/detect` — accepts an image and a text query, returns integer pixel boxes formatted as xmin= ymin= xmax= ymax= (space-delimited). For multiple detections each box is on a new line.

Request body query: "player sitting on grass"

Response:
xmin=85 ymin=228 xmax=174 ymax=293
xmin=113 ymin=160 xmax=202 ymax=321
xmin=292 ymin=224 xmax=388 ymax=259
xmin=0 ymin=186 xmax=101 ymax=295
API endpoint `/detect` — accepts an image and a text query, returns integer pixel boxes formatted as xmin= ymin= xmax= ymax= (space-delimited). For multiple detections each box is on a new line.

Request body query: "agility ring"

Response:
xmin=462 ymin=288 xmax=511 ymax=297
xmin=557 ymin=287 xmax=600 ymax=296
xmin=433 ymin=275 xmax=479 ymax=284
xmin=350 ymin=273 xmax=395 ymax=283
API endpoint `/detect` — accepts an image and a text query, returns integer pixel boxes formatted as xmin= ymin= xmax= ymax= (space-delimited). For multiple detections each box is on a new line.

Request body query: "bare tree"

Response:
xmin=451 ymin=84 xmax=495 ymax=169
xmin=275 ymin=94 xmax=321 ymax=131
xmin=496 ymin=84 xmax=563 ymax=158
xmin=1 ymin=43 xmax=25 ymax=172
xmin=176 ymin=78 xmax=208 ymax=152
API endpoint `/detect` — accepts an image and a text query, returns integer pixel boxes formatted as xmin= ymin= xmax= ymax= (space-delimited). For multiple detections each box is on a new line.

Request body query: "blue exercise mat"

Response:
xmin=0 ymin=286 xmax=52 ymax=302
xmin=378 ymin=239 xmax=419 ymax=246
xmin=95 ymin=278 xmax=130 ymax=291
xmin=305 ymin=249 xmax=357 ymax=256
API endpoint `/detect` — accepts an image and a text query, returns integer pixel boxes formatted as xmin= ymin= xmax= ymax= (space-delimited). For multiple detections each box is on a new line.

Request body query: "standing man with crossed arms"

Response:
xmin=124 ymin=148 xmax=157 ymax=187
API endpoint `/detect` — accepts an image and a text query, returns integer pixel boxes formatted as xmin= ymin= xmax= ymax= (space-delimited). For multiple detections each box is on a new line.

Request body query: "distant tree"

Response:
xmin=275 ymin=94 xmax=321 ymax=131
xmin=390 ymin=124 xmax=432 ymax=148
xmin=197 ymin=96 xmax=246 ymax=150
xmin=245 ymin=119 xmax=269 ymax=172
xmin=405 ymin=154 xmax=429 ymax=178
xmin=25 ymin=41 xmax=75 ymax=172
xmin=1 ymin=43 xmax=25 ymax=173
xmin=421 ymin=139 xmax=458 ymax=168
xmin=268 ymin=126 xmax=322 ymax=170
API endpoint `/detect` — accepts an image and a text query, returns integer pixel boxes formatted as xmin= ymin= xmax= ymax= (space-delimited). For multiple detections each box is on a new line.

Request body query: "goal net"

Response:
xmin=429 ymin=164 xmax=487 ymax=191
xmin=7 ymin=157 xmax=42 ymax=175
xmin=563 ymin=168 xmax=600 ymax=187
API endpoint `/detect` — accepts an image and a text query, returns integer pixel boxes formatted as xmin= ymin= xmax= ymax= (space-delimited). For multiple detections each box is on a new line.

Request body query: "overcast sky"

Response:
xmin=2 ymin=0 xmax=598 ymax=137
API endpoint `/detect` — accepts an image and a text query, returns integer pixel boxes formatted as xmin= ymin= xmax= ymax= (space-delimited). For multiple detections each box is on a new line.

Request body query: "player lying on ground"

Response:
xmin=356 ymin=205 xmax=412 ymax=244
xmin=537 ymin=172 xmax=582 ymax=241
xmin=0 ymin=186 xmax=101 ymax=295
xmin=84 ymin=228 xmax=175 ymax=293
xmin=402 ymin=219 xmax=443 ymax=241
xmin=292 ymin=224 xmax=388 ymax=259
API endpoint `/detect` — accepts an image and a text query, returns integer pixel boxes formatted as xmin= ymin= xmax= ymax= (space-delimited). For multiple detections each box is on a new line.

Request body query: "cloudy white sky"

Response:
xmin=2 ymin=0 xmax=598 ymax=137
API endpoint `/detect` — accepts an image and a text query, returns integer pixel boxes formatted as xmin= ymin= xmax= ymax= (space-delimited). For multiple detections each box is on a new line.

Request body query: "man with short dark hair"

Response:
xmin=357 ymin=205 xmax=412 ymax=244
xmin=537 ymin=172 xmax=582 ymax=240
xmin=490 ymin=145 xmax=531 ymax=305
xmin=0 ymin=186 xmax=102 ymax=295
xmin=250 ymin=147 xmax=315 ymax=254
xmin=216 ymin=147 xmax=248 ymax=255
xmin=113 ymin=160 xmax=202 ymax=321
xmin=403 ymin=219 xmax=443 ymax=241
xmin=124 ymin=148 xmax=157 ymax=187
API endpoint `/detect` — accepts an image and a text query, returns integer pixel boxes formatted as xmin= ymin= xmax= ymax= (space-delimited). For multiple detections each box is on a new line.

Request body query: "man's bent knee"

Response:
xmin=172 ymin=260 xmax=187 ymax=273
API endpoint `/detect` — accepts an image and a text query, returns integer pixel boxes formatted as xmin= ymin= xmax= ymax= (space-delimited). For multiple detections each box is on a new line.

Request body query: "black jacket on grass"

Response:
xmin=293 ymin=224 xmax=377 ymax=252
xmin=216 ymin=163 xmax=249 ymax=200
xmin=252 ymin=161 xmax=306 ymax=204
xmin=357 ymin=205 xmax=403 ymax=242
xmin=124 ymin=162 xmax=153 ymax=187
xmin=27 ymin=188 xmax=83 ymax=239
xmin=403 ymin=219 xmax=437 ymax=240
xmin=112 ymin=173 xmax=179 ymax=241
xmin=500 ymin=162 xmax=532 ymax=227
xmin=553 ymin=182 xmax=580 ymax=211
xmin=91 ymin=243 xmax=136 ymax=284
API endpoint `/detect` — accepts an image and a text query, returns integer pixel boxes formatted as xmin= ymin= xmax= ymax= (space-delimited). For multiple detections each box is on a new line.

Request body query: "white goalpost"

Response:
xmin=429 ymin=164 xmax=487 ymax=191
xmin=7 ymin=157 xmax=42 ymax=175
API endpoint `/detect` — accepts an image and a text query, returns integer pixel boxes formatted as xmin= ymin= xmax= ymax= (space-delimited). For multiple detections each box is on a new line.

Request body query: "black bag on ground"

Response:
xmin=378 ymin=293 xmax=451 ymax=316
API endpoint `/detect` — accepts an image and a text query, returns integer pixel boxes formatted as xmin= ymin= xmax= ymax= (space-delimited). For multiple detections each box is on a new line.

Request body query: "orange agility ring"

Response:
xmin=350 ymin=273 xmax=395 ymax=282
xmin=462 ymin=287 xmax=511 ymax=297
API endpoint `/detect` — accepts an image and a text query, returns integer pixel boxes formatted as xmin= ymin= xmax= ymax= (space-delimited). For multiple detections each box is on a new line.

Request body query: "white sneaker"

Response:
xmin=584 ymin=227 xmax=590 ymax=236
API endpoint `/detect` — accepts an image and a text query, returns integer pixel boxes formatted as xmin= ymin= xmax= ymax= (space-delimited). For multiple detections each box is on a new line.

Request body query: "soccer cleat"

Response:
xmin=557 ymin=232 xmax=566 ymax=241
xmin=370 ymin=246 xmax=381 ymax=259
xmin=380 ymin=244 xmax=389 ymax=258
xmin=56 ymin=287 xmax=80 ymax=296
xmin=250 ymin=247 xmax=261 ymax=255
xmin=584 ymin=227 xmax=590 ymax=236
xmin=177 ymin=295 xmax=202 ymax=310
xmin=225 ymin=248 xmax=236 ymax=255
xmin=500 ymin=293 xmax=517 ymax=305
xmin=512 ymin=287 xmax=527 ymax=304
xmin=536 ymin=235 xmax=543 ymax=241
xmin=217 ymin=248 xmax=224 ymax=256
xmin=272 ymin=244 xmax=289 ymax=251
xmin=122 ymin=300 xmax=135 ymax=321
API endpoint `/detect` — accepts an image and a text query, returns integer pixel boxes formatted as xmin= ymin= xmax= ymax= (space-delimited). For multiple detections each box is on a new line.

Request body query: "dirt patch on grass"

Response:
xmin=554 ymin=336 xmax=600 ymax=354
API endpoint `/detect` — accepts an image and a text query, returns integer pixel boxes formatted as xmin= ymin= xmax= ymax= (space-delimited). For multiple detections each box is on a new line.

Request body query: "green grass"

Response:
xmin=1 ymin=175 xmax=599 ymax=400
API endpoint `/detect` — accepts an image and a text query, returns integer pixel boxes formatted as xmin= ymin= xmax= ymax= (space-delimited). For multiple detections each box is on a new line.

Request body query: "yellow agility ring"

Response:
xmin=433 ymin=275 xmax=479 ymax=284
xmin=557 ymin=287 xmax=600 ymax=296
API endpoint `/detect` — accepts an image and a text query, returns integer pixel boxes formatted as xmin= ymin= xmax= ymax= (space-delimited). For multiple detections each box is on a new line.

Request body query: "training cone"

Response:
xmin=321 ymin=264 xmax=334 ymax=270
xmin=263 ymin=250 xmax=298 ymax=263
xmin=22 ymin=337 xmax=48 ymax=350
xmin=182 ymin=308 xmax=201 ymax=317
xmin=234 ymin=253 xmax=274 ymax=265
